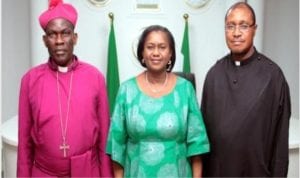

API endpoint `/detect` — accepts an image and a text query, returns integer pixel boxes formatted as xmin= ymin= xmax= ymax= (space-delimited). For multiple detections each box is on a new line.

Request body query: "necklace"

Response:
xmin=56 ymin=71 xmax=73 ymax=157
xmin=145 ymin=71 xmax=168 ymax=93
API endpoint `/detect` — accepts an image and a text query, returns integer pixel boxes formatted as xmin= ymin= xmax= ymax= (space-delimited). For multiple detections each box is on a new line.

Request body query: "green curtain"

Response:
xmin=106 ymin=19 xmax=120 ymax=114
xmin=181 ymin=20 xmax=191 ymax=73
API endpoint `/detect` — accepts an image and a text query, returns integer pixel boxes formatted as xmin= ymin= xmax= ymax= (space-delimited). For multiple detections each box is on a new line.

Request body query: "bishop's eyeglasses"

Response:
xmin=225 ymin=23 xmax=255 ymax=33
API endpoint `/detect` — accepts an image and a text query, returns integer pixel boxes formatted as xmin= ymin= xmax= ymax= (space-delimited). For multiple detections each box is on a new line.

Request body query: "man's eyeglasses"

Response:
xmin=225 ymin=23 xmax=255 ymax=33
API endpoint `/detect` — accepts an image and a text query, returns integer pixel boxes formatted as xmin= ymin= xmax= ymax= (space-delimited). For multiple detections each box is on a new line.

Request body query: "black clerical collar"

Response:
xmin=48 ymin=55 xmax=79 ymax=72
xmin=229 ymin=48 xmax=259 ymax=66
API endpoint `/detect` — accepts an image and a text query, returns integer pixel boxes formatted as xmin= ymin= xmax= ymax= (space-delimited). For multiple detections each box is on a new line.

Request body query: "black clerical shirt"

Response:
xmin=201 ymin=49 xmax=291 ymax=177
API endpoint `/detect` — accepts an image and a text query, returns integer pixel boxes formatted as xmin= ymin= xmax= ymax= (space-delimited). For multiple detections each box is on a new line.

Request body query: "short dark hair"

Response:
xmin=225 ymin=2 xmax=256 ymax=25
xmin=137 ymin=25 xmax=176 ymax=72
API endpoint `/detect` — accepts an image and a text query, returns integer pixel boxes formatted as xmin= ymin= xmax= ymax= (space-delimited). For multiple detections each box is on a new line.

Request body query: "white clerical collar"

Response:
xmin=234 ymin=61 xmax=241 ymax=66
xmin=58 ymin=66 xmax=68 ymax=73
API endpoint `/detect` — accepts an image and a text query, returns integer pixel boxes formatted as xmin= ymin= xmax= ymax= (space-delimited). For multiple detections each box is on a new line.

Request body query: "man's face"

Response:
xmin=225 ymin=6 xmax=257 ymax=58
xmin=43 ymin=18 xmax=77 ymax=67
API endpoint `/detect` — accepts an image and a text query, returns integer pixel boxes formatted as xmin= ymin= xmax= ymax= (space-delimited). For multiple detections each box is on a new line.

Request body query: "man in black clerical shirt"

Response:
xmin=201 ymin=2 xmax=291 ymax=177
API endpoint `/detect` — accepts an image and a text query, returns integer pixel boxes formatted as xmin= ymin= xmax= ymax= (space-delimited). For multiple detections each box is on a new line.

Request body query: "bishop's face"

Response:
xmin=142 ymin=31 xmax=172 ymax=73
xmin=43 ymin=18 xmax=78 ymax=67
xmin=225 ymin=6 xmax=257 ymax=60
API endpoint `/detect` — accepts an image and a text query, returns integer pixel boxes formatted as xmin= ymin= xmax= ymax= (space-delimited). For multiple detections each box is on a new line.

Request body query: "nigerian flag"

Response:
xmin=181 ymin=20 xmax=191 ymax=73
xmin=106 ymin=15 xmax=119 ymax=114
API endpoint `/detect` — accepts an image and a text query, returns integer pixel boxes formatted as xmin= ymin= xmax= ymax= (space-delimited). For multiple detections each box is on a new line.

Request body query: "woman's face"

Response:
xmin=142 ymin=31 xmax=172 ymax=73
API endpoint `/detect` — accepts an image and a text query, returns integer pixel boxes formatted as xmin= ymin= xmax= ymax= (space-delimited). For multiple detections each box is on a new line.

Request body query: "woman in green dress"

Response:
xmin=106 ymin=25 xmax=210 ymax=178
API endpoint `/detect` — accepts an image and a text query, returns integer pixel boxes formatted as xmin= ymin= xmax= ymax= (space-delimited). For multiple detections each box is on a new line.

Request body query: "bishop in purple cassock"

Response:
xmin=17 ymin=0 xmax=113 ymax=177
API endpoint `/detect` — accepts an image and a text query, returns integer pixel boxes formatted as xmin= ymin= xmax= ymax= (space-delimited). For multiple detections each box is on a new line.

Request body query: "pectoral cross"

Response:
xmin=59 ymin=141 xmax=70 ymax=157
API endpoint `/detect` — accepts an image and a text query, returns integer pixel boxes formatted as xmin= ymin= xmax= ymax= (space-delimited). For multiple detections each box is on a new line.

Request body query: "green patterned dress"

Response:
xmin=106 ymin=76 xmax=210 ymax=178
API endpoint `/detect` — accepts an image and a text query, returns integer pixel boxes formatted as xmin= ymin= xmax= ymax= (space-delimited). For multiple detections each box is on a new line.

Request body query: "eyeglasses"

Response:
xmin=225 ymin=23 xmax=255 ymax=33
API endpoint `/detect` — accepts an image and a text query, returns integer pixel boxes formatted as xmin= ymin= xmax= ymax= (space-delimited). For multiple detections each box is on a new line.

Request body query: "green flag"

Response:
xmin=106 ymin=18 xmax=120 ymax=114
xmin=181 ymin=20 xmax=191 ymax=73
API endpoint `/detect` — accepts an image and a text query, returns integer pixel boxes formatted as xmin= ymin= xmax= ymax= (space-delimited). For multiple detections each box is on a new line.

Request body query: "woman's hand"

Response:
xmin=112 ymin=161 xmax=124 ymax=178
xmin=191 ymin=155 xmax=203 ymax=178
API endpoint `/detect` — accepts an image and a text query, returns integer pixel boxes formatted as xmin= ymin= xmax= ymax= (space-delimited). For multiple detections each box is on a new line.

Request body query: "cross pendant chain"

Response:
xmin=57 ymin=71 xmax=73 ymax=158
xmin=59 ymin=139 xmax=70 ymax=157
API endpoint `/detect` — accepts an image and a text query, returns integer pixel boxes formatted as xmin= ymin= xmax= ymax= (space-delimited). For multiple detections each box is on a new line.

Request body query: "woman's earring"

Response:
xmin=167 ymin=60 xmax=172 ymax=71
xmin=142 ymin=59 xmax=145 ymax=64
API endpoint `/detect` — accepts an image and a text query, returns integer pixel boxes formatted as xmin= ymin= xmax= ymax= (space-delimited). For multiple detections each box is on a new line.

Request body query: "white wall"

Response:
xmin=1 ymin=0 xmax=299 ymax=177
xmin=0 ymin=0 xmax=2 ymax=175
xmin=1 ymin=0 xmax=31 ymax=122
xmin=263 ymin=0 xmax=299 ymax=119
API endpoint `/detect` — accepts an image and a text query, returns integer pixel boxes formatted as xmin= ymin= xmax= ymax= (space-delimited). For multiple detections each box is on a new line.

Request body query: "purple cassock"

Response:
xmin=17 ymin=57 xmax=113 ymax=177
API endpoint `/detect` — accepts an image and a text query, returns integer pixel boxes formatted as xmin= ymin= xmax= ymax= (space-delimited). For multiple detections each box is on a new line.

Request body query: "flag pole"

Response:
xmin=108 ymin=12 xmax=114 ymax=22
xmin=181 ymin=13 xmax=191 ymax=73
xmin=106 ymin=12 xmax=120 ymax=114
xmin=183 ymin=13 xmax=189 ymax=21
